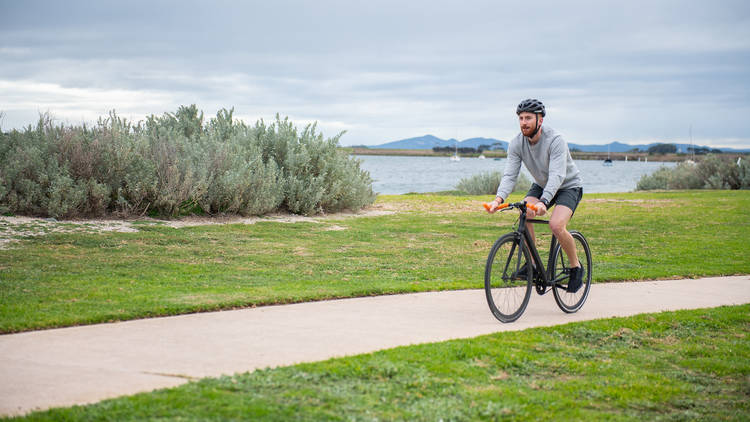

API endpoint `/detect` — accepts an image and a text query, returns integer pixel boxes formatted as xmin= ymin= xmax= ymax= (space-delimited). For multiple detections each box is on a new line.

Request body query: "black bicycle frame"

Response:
xmin=515 ymin=208 xmax=559 ymax=286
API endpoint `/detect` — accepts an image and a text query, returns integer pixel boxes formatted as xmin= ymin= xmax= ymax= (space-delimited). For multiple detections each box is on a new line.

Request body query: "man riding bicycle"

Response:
xmin=486 ymin=99 xmax=584 ymax=292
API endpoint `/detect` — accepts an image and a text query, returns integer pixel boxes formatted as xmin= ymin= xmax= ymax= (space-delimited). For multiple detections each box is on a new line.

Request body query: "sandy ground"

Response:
xmin=0 ymin=206 xmax=396 ymax=249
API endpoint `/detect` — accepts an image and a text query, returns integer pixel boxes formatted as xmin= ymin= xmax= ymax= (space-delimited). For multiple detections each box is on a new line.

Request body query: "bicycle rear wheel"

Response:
xmin=551 ymin=230 xmax=592 ymax=313
xmin=485 ymin=233 xmax=532 ymax=323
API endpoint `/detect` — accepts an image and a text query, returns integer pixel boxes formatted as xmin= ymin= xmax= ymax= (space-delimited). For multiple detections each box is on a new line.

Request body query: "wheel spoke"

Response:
xmin=501 ymin=241 xmax=517 ymax=286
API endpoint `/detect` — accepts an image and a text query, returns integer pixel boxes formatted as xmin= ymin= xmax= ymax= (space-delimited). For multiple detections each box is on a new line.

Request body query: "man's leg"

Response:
xmin=523 ymin=196 xmax=540 ymax=269
xmin=524 ymin=195 xmax=540 ymax=253
xmin=549 ymin=205 xmax=580 ymax=268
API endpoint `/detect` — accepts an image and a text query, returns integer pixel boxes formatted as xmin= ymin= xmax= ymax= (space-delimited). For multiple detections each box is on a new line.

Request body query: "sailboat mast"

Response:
xmin=689 ymin=124 xmax=694 ymax=161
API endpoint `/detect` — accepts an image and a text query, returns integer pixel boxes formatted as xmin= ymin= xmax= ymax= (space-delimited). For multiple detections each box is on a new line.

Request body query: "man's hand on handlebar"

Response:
xmin=483 ymin=199 xmax=547 ymax=216
xmin=526 ymin=200 xmax=546 ymax=218
xmin=486 ymin=197 xmax=504 ymax=213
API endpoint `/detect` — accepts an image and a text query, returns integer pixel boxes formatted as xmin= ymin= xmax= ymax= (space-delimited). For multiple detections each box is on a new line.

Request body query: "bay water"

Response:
xmin=354 ymin=155 xmax=675 ymax=195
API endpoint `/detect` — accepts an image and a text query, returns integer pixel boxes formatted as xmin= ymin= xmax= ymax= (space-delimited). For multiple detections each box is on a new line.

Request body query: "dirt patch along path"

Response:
xmin=1 ymin=276 xmax=748 ymax=416
xmin=0 ymin=207 xmax=394 ymax=248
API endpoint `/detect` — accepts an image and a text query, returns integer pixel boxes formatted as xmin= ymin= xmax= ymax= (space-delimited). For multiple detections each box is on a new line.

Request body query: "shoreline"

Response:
xmin=343 ymin=147 xmax=748 ymax=162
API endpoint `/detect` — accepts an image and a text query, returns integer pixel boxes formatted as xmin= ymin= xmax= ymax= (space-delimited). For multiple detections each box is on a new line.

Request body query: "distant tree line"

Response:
xmin=433 ymin=146 xmax=481 ymax=154
xmin=432 ymin=144 xmax=502 ymax=154
xmin=645 ymin=143 xmax=723 ymax=155
xmin=647 ymin=144 xmax=678 ymax=154
xmin=686 ymin=146 xmax=723 ymax=155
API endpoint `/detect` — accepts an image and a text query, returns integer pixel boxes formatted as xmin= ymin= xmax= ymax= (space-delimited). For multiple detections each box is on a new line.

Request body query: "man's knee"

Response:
xmin=549 ymin=206 xmax=573 ymax=236
xmin=549 ymin=218 xmax=567 ymax=236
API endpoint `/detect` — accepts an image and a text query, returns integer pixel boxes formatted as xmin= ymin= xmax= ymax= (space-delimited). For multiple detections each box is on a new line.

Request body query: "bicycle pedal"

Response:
xmin=534 ymin=283 xmax=548 ymax=295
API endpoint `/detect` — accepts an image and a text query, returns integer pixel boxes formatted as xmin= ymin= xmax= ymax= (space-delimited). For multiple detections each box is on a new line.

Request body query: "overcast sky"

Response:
xmin=1 ymin=0 xmax=749 ymax=147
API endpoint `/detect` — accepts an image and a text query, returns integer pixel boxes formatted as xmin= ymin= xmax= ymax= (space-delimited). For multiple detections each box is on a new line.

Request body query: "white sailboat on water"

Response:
xmin=450 ymin=142 xmax=460 ymax=162
xmin=685 ymin=125 xmax=696 ymax=165
xmin=603 ymin=144 xmax=613 ymax=166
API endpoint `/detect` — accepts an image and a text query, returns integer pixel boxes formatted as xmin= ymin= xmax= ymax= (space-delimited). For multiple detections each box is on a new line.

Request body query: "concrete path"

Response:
xmin=1 ymin=275 xmax=749 ymax=416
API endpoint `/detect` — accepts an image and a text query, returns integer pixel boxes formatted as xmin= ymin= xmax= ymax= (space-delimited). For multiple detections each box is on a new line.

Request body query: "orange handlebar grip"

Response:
xmin=483 ymin=202 xmax=509 ymax=211
xmin=527 ymin=203 xmax=538 ymax=211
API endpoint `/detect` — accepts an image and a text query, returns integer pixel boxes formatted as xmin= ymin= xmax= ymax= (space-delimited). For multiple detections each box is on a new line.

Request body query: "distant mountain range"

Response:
xmin=366 ymin=135 xmax=750 ymax=154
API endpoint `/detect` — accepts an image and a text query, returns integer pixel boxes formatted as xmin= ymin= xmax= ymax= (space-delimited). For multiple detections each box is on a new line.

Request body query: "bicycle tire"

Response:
xmin=551 ymin=230 xmax=592 ymax=313
xmin=485 ymin=233 xmax=533 ymax=323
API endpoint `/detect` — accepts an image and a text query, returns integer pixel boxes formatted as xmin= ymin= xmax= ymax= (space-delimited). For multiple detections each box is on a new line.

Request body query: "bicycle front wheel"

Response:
xmin=484 ymin=233 xmax=532 ymax=323
xmin=551 ymin=230 xmax=592 ymax=313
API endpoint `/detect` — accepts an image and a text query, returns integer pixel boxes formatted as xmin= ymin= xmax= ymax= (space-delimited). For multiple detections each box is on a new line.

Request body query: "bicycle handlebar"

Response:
xmin=483 ymin=201 xmax=539 ymax=213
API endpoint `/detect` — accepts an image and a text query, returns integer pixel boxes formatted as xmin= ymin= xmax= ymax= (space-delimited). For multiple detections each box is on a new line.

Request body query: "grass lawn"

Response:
xmin=1 ymin=190 xmax=749 ymax=333
xmin=7 ymin=305 xmax=749 ymax=421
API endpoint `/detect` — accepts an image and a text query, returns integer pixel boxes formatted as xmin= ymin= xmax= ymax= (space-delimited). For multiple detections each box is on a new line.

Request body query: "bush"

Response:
xmin=456 ymin=171 xmax=532 ymax=195
xmin=254 ymin=117 xmax=375 ymax=215
xmin=0 ymin=106 xmax=376 ymax=218
xmin=740 ymin=158 xmax=750 ymax=188
xmin=635 ymin=167 xmax=671 ymax=190
xmin=637 ymin=154 xmax=750 ymax=191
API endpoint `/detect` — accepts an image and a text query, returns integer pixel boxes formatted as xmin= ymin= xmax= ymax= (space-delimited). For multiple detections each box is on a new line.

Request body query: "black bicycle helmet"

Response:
xmin=516 ymin=99 xmax=546 ymax=117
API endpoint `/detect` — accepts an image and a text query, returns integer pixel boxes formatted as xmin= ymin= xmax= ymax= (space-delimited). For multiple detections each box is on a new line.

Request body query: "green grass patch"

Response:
xmin=8 ymin=305 xmax=749 ymax=421
xmin=1 ymin=190 xmax=749 ymax=333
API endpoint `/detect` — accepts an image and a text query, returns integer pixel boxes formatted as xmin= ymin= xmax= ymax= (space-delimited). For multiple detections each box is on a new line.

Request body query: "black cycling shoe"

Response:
xmin=567 ymin=266 xmax=584 ymax=293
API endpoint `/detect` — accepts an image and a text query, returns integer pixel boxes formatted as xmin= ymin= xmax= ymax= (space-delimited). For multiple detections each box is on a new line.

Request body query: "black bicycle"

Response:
xmin=482 ymin=201 xmax=592 ymax=323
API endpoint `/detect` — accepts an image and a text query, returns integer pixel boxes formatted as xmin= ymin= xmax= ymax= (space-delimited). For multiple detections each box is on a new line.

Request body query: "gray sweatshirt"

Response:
xmin=496 ymin=126 xmax=583 ymax=203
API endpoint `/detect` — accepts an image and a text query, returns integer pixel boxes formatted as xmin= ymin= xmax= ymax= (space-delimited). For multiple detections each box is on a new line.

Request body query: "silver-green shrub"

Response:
xmin=739 ymin=159 xmax=750 ymax=189
xmin=0 ymin=114 xmax=105 ymax=218
xmin=0 ymin=106 xmax=376 ymax=218
xmin=696 ymin=154 xmax=742 ymax=189
xmin=635 ymin=167 xmax=670 ymax=190
xmin=255 ymin=116 xmax=375 ymax=215
xmin=456 ymin=171 xmax=532 ymax=195
xmin=637 ymin=154 xmax=749 ymax=191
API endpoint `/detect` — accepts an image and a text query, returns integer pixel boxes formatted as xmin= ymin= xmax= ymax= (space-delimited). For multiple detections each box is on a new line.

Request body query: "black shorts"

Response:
xmin=526 ymin=184 xmax=583 ymax=214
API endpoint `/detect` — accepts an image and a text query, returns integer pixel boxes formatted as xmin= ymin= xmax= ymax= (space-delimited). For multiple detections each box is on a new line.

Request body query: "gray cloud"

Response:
xmin=1 ymin=0 xmax=749 ymax=147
